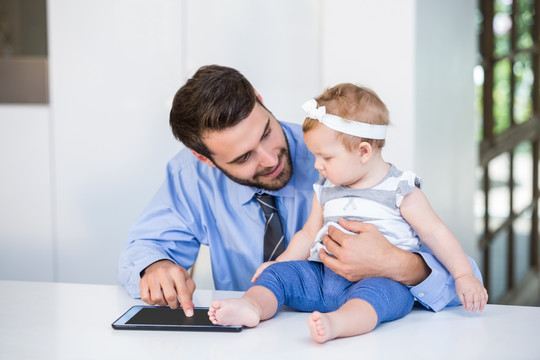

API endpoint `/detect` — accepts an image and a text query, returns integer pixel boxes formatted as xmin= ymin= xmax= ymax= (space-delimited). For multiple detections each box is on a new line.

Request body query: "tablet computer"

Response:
xmin=112 ymin=306 xmax=242 ymax=332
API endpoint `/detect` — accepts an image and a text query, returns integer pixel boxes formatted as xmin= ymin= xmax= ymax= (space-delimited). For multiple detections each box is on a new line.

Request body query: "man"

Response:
xmin=117 ymin=65 xmax=482 ymax=317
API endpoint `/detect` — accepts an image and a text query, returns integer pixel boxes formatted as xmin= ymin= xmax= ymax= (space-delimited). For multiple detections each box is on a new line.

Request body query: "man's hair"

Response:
xmin=303 ymin=83 xmax=390 ymax=150
xmin=170 ymin=65 xmax=258 ymax=158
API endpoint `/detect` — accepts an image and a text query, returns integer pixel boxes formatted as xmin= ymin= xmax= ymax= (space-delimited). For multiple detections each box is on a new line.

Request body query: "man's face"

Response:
xmin=201 ymin=103 xmax=293 ymax=191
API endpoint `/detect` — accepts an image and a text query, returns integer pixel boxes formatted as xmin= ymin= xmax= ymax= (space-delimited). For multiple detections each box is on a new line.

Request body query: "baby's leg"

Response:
xmin=308 ymin=276 xmax=415 ymax=343
xmin=307 ymin=299 xmax=377 ymax=344
xmin=208 ymin=285 xmax=278 ymax=327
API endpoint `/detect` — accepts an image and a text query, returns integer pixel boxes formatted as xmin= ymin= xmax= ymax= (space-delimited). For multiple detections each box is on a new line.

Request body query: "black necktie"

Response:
xmin=255 ymin=193 xmax=285 ymax=261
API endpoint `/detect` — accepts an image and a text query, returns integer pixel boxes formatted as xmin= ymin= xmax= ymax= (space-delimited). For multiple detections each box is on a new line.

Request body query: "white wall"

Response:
xmin=321 ymin=0 xmax=417 ymax=171
xmin=0 ymin=105 xmax=54 ymax=281
xmin=47 ymin=0 xmax=183 ymax=284
xmin=321 ymin=0 xmax=478 ymax=260
xmin=0 ymin=0 xmax=478 ymax=286
xmin=183 ymin=0 xmax=321 ymax=125
xmin=414 ymin=0 xmax=478 ymax=260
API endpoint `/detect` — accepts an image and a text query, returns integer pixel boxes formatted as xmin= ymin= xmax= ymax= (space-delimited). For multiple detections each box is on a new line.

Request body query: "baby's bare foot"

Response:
xmin=208 ymin=303 xmax=220 ymax=324
xmin=208 ymin=298 xmax=261 ymax=327
xmin=307 ymin=311 xmax=336 ymax=344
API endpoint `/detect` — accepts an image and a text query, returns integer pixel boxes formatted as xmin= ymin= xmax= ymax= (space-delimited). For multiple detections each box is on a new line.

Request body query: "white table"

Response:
xmin=1 ymin=280 xmax=539 ymax=360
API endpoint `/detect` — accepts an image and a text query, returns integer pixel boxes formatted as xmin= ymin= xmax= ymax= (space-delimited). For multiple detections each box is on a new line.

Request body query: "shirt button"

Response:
xmin=418 ymin=292 xmax=425 ymax=297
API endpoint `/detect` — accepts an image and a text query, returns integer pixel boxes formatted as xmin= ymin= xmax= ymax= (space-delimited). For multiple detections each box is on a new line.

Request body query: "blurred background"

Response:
xmin=0 ymin=0 xmax=538 ymax=306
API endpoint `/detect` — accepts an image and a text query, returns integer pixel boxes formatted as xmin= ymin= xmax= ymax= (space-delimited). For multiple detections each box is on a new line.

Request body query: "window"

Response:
xmin=476 ymin=0 xmax=539 ymax=304
xmin=0 ymin=0 xmax=48 ymax=104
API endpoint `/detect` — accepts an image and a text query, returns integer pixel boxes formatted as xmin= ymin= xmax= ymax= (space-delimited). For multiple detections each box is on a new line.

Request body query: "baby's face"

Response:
xmin=303 ymin=124 xmax=364 ymax=187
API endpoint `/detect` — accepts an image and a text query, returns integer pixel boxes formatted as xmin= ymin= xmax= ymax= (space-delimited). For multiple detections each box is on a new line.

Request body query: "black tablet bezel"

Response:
xmin=111 ymin=305 xmax=242 ymax=332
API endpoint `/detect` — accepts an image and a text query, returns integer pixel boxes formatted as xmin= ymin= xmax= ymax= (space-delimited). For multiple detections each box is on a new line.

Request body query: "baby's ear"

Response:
xmin=358 ymin=141 xmax=373 ymax=163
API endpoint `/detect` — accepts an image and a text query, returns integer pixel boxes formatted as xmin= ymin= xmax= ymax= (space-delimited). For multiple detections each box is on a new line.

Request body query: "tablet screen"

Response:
xmin=112 ymin=306 xmax=242 ymax=332
xmin=127 ymin=307 xmax=213 ymax=326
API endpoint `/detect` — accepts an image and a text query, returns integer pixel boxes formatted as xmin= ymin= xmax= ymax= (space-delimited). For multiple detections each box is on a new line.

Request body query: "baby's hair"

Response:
xmin=303 ymin=83 xmax=390 ymax=150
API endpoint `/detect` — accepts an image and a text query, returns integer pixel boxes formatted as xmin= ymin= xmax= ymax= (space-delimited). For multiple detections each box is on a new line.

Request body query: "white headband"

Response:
xmin=302 ymin=99 xmax=387 ymax=140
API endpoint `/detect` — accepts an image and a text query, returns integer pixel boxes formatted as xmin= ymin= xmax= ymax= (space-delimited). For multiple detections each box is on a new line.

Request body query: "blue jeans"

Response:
xmin=254 ymin=260 xmax=414 ymax=326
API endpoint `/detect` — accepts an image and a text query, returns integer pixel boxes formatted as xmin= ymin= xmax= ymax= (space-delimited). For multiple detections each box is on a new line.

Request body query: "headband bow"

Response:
xmin=302 ymin=99 xmax=327 ymax=121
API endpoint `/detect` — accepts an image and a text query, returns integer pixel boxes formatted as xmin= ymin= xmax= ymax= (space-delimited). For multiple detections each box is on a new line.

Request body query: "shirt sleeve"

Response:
xmin=116 ymin=161 xmax=205 ymax=299
xmin=396 ymin=170 xmax=423 ymax=207
xmin=312 ymin=176 xmax=327 ymax=204
xmin=409 ymin=244 xmax=484 ymax=312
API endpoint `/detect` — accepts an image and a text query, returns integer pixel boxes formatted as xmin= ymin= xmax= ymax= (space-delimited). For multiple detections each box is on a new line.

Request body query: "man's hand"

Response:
xmin=320 ymin=219 xmax=431 ymax=286
xmin=139 ymin=260 xmax=196 ymax=316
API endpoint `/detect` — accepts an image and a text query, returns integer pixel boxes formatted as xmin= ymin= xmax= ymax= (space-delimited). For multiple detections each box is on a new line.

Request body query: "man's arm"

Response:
xmin=117 ymin=155 xmax=205 ymax=316
xmin=410 ymin=246 xmax=483 ymax=311
xmin=320 ymin=219 xmax=431 ymax=286
xmin=320 ymin=218 xmax=483 ymax=311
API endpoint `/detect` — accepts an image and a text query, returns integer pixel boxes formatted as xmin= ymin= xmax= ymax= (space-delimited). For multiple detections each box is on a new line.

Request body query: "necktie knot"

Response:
xmin=255 ymin=193 xmax=278 ymax=216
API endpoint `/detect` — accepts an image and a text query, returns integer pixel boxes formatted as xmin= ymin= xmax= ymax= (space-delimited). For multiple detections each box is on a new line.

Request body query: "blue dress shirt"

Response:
xmin=117 ymin=122 xmax=316 ymax=297
xmin=117 ymin=121 xmax=482 ymax=312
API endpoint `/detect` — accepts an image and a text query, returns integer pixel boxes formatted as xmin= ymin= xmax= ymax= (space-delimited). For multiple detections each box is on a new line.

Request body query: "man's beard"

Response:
xmin=214 ymin=141 xmax=293 ymax=191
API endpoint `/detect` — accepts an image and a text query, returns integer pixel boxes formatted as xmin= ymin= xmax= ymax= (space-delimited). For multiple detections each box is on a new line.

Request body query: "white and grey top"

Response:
xmin=309 ymin=164 xmax=422 ymax=262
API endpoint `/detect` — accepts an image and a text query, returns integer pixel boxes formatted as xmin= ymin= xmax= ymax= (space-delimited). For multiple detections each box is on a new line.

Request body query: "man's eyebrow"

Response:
xmin=227 ymin=118 xmax=271 ymax=165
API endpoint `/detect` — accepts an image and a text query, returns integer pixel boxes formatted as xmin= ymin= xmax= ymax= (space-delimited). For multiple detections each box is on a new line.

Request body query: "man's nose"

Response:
xmin=258 ymin=145 xmax=278 ymax=167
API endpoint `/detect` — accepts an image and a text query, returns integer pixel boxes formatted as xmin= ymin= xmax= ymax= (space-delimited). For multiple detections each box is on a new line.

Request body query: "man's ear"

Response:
xmin=254 ymin=88 xmax=264 ymax=104
xmin=358 ymin=142 xmax=372 ymax=164
xmin=189 ymin=149 xmax=216 ymax=168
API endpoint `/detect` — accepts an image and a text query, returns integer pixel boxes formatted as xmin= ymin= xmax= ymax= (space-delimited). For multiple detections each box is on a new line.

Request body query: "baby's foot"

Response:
xmin=307 ymin=311 xmax=336 ymax=344
xmin=208 ymin=298 xmax=261 ymax=327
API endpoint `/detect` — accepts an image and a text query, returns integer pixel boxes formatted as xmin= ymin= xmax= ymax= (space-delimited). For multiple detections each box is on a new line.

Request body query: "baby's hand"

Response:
xmin=455 ymin=274 xmax=489 ymax=312
xmin=251 ymin=261 xmax=276 ymax=283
